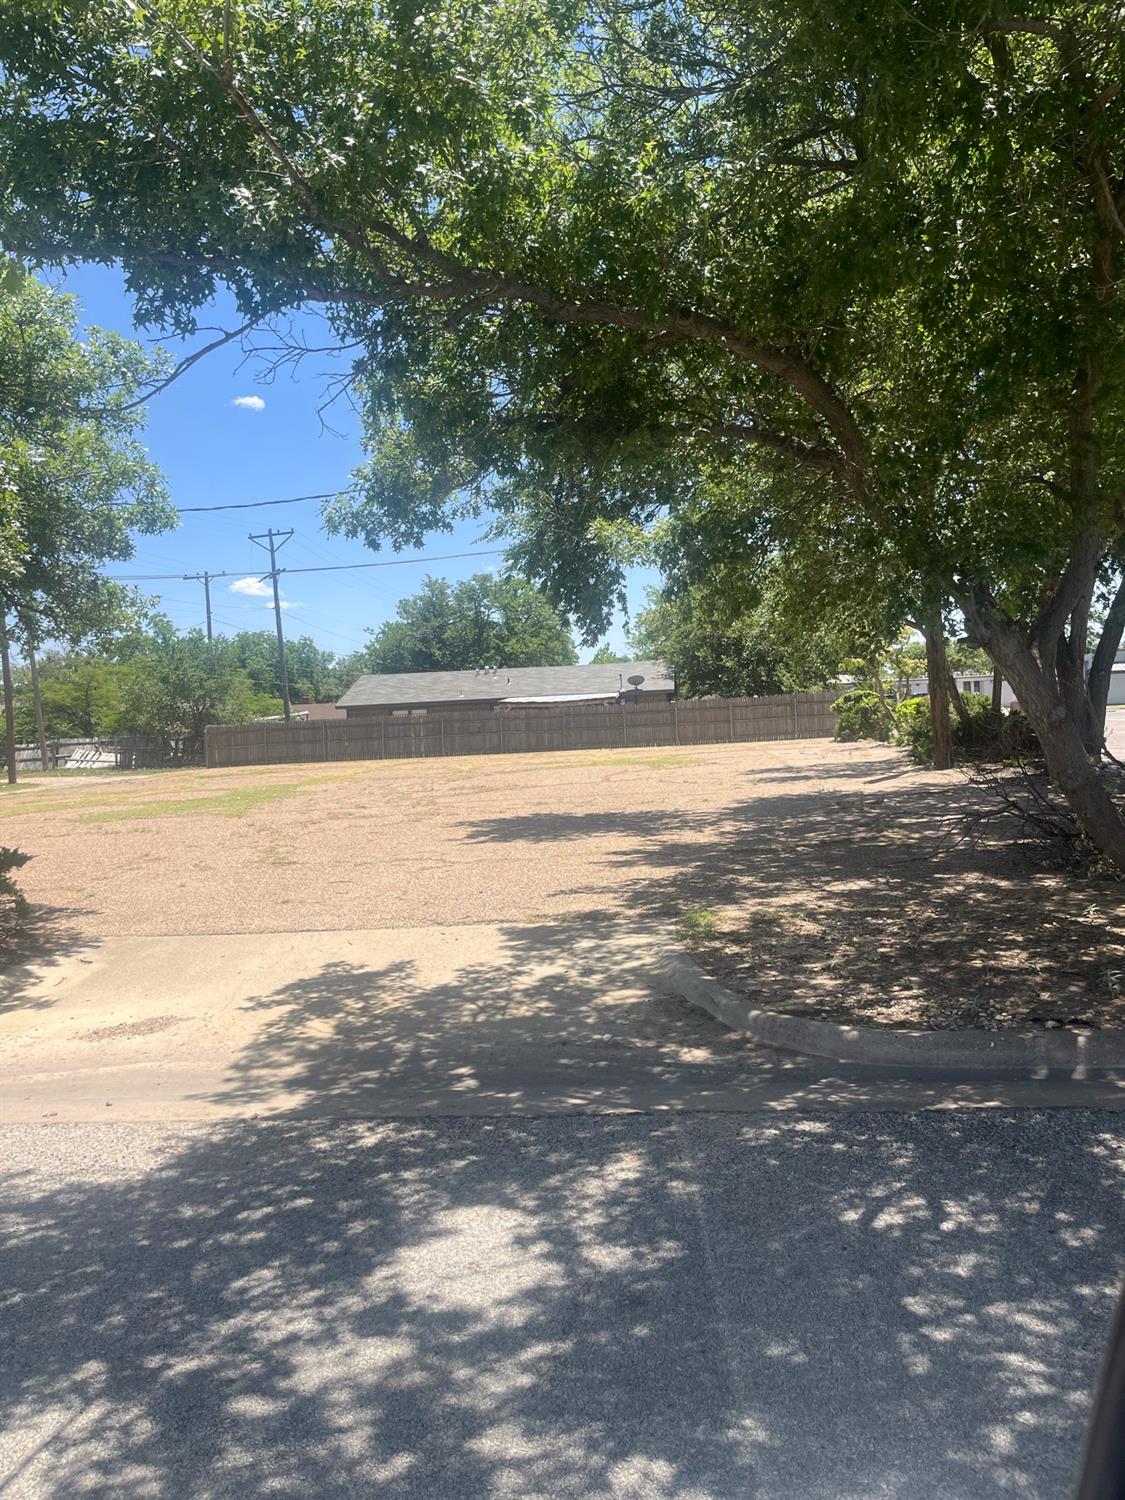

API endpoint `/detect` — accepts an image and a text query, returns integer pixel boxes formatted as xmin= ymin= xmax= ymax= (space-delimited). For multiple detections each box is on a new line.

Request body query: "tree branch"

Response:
xmin=1031 ymin=528 xmax=1106 ymax=661
xmin=160 ymin=27 xmax=871 ymax=497
xmin=106 ymin=317 xmax=262 ymax=414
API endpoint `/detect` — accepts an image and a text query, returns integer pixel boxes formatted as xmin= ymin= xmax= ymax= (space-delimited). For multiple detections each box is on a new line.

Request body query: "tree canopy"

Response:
xmin=226 ymin=630 xmax=340 ymax=703
xmin=0 ymin=264 xmax=172 ymax=644
xmin=346 ymin=573 xmax=577 ymax=675
xmin=630 ymin=582 xmax=842 ymax=700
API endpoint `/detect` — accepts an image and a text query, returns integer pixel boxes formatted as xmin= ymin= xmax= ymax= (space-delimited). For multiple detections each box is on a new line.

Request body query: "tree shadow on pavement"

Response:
xmin=458 ymin=772 xmax=1125 ymax=1030
xmin=0 ymin=904 xmax=100 ymax=1017
xmin=183 ymin=925 xmax=764 ymax=1118
xmin=1 ymin=1111 xmax=1122 ymax=1498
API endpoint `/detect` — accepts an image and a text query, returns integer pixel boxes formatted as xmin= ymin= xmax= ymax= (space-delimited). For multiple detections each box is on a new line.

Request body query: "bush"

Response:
xmin=892 ymin=690 xmax=1042 ymax=766
xmin=832 ymin=689 xmax=894 ymax=743
xmin=952 ymin=691 xmax=994 ymax=751
xmin=997 ymin=706 xmax=1041 ymax=759
xmin=0 ymin=845 xmax=30 ymax=928
xmin=954 ymin=693 xmax=1041 ymax=761
xmin=893 ymin=695 xmax=935 ymax=763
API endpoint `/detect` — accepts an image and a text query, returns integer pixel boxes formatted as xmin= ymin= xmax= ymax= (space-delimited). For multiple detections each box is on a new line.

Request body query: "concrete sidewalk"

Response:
xmin=4 ymin=921 xmax=1125 ymax=1120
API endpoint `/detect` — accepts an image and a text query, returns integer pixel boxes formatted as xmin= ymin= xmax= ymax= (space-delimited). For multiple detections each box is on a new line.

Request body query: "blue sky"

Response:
xmin=60 ymin=263 xmax=657 ymax=662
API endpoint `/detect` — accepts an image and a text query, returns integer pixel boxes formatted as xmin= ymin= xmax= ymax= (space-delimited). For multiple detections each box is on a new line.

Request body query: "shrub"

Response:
xmin=893 ymin=695 xmax=935 ymax=763
xmin=0 ymin=845 xmax=30 ymax=928
xmin=955 ymin=693 xmax=1042 ymax=761
xmin=893 ymin=690 xmax=1042 ymax=766
xmin=952 ymin=691 xmax=995 ymax=751
xmin=998 ymin=706 xmax=1041 ymax=759
xmin=833 ymin=689 xmax=894 ymax=743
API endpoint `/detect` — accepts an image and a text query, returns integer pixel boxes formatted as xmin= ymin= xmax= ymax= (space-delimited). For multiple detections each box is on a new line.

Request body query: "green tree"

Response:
xmin=226 ymin=630 xmax=338 ymax=702
xmin=355 ymin=574 xmax=576 ymax=674
xmin=121 ymin=630 xmax=274 ymax=750
xmin=588 ymin=645 xmax=629 ymax=664
xmin=0 ymin=265 xmax=172 ymax=775
xmin=3 ymin=3 xmax=1124 ymax=857
xmin=0 ymin=267 xmax=171 ymax=637
xmin=11 ymin=652 xmax=134 ymax=740
xmin=630 ymin=583 xmax=842 ymax=699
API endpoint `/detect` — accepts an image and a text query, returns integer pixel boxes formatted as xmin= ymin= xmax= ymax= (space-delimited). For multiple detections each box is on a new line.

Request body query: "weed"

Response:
xmin=681 ymin=907 xmax=718 ymax=942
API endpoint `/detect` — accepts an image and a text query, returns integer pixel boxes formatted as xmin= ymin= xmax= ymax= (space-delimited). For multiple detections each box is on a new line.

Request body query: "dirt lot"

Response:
xmin=2 ymin=733 xmax=1123 ymax=1030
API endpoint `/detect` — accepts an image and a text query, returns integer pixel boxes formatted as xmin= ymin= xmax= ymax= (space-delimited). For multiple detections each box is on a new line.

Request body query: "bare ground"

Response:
xmin=2 ymin=731 xmax=1123 ymax=1030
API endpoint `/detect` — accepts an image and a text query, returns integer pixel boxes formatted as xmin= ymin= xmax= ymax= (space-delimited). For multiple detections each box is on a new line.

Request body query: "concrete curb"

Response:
xmin=653 ymin=941 xmax=1125 ymax=1070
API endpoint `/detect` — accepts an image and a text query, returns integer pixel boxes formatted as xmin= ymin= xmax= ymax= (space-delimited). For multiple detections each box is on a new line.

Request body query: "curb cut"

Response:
xmin=653 ymin=942 xmax=1125 ymax=1071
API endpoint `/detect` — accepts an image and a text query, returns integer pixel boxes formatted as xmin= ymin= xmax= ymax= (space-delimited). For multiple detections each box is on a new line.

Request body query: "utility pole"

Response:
xmin=184 ymin=571 xmax=216 ymax=642
xmin=26 ymin=637 xmax=50 ymax=773
xmin=249 ymin=528 xmax=293 ymax=721
xmin=0 ymin=613 xmax=17 ymax=784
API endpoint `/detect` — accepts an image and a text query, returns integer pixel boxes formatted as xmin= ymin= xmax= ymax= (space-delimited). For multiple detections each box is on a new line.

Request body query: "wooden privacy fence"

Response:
xmin=205 ymin=691 xmax=840 ymax=769
xmin=7 ymin=733 xmax=203 ymax=772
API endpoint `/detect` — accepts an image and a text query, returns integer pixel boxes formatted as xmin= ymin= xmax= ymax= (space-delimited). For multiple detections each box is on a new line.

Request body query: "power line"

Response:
xmin=104 ymin=545 xmax=506 ymax=583
xmin=278 ymin=548 xmax=506 ymax=577
xmin=176 ymin=491 xmax=339 ymax=514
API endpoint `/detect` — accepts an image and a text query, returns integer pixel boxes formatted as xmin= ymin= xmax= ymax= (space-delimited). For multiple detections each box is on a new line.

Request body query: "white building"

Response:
xmin=901 ymin=647 xmax=1125 ymax=708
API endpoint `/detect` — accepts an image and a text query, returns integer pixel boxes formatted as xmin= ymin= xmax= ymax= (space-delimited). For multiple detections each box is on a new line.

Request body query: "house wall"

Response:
xmin=343 ymin=701 xmax=497 ymax=719
xmin=343 ymin=690 xmax=673 ymax=719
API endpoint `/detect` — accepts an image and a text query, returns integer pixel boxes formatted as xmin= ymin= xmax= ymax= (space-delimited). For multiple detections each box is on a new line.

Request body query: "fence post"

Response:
xmin=498 ymin=712 xmax=505 ymax=754
xmin=622 ymin=701 xmax=628 ymax=748
xmin=380 ymin=716 xmax=386 ymax=759
xmin=728 ymin=699 xmax=735 ymax=742
xmin=673 ymin=700 xmax=679 ymax=745
xmin=440 ymin=714 xmax=446 ymax=757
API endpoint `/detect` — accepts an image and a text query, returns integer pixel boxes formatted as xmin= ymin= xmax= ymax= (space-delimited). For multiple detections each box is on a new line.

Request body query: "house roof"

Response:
xmin=337 ymin=660 xmax=675 ymax=709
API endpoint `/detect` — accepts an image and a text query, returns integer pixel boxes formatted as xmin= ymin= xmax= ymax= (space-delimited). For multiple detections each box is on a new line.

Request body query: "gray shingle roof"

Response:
xmin=337 ymin=660 xmax=675 ymax=709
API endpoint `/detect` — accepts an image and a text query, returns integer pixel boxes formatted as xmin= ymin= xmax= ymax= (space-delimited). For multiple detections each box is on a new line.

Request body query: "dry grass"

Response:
xmin=4 ymin=735 xmax=1124 ymax=1030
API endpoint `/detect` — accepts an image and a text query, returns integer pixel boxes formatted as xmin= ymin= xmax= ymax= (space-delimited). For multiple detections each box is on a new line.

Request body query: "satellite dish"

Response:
xmin=627 ymin=674 xmax=645 ymax=687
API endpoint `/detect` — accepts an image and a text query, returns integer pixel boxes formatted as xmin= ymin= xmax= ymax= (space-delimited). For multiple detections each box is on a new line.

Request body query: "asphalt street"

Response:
xmin=2 ymin=1110 xmax=1123 ymax=1499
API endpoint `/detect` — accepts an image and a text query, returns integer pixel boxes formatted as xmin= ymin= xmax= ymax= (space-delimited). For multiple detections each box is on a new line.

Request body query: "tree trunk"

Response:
xmin=872 ymin=668 xmax=896 ymax=733
xmin=27 ymin=643 xmax=50 ymax=773
xmin=964 ymin=595 xmax=1125 ymax=869
xmin=1057 ymin=623 xmax=1100 ymax=754
xmin=0 ymin=614 xmax=17 ymax=785
xmin=921 ymin=617 xmax=954 ymax=769
xmin=945 ymin=662 xmax=969 ymax=725
xmin=1089 ymin=573 xmax=1125 ymax=752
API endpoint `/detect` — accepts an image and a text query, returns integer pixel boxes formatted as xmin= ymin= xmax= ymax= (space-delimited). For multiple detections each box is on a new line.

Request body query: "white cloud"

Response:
xmin=230 ymin=576 xmax=272 ymax=597
xmin=231 ymin=394 xmax=266 ymax=411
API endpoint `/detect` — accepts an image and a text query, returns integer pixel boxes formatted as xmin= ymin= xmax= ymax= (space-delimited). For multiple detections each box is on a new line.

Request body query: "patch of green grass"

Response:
xmin=680 ymin=906 xmax=718 ymax=942
xmin=581 ymin=753 xmax=698 ymax=770
xmin=80 ymin=783 xmax=305 ymax=822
